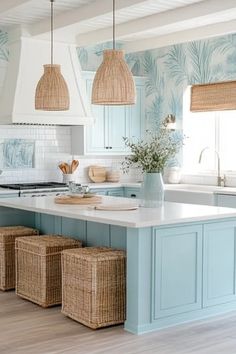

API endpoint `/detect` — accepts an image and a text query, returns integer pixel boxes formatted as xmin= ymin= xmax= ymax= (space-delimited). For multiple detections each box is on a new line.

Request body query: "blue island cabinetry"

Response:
xmin=126 ymin=220 xmax=236 ymax=334
xmin=2 ymin=191 xmax=236 ymax=335
xmin=0 ymin=201 xmax=236 ymax=334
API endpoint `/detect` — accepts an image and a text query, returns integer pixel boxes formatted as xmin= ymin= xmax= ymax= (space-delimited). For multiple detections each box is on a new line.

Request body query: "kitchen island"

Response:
xmin=1 ymin=196 xmax=236 ymax=334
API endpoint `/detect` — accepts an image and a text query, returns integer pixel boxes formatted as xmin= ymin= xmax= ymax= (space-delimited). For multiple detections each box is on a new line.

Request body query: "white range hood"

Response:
xmin=0 ymin=36 xmax=93 ymax=125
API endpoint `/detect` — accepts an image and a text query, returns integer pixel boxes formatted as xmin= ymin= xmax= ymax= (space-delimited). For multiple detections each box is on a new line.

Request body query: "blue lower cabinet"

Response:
xmin=152 ymin=225 xmax=203 ymax=319
xmin=0 ymin=206 xmax=35 ymax=227
xmin=90 ymin=187 xmax=124 ymax=197
xmin=124 ymin=188 xmax=141 ymax=199
xmin=0 ymin=193 xmax=19 ymax=198
xmin=35 ymin=213 xmax=126 ymax=249
xmin=203 ymin=221 xmax=236 ymax=307
xmin=89 ymin=188 xmax=108 ymax=195
xmin=107 ymin=188 xmax=124 ymax=197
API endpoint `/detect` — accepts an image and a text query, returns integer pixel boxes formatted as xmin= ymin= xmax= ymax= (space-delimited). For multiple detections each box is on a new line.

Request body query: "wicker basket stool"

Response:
xmin=16 ymin=235 xmax=82 ymax=307
xmin=62 ymin=247 xmax=126 ymax=329
xmin=0 ymin=226 xmax=39 ymax=291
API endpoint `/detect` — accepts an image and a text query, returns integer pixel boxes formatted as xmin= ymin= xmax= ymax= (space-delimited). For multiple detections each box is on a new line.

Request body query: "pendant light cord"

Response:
xmin=51 ymin=0 xmax=54 ymax=65
xmin=113 ymin=0 xmax=115 ymax=50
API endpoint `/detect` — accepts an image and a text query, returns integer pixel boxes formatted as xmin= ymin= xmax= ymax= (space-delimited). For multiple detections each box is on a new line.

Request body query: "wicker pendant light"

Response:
xmin=35 ymin=0 xmax=70 ymax=111
xmin=92 ymin=0 xmax=136 ymax=105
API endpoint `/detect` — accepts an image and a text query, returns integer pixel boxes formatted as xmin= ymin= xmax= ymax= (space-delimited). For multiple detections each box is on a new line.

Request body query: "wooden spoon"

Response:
xmin=58 ymin=163 xmax=67 ymax=174
xmin=71 ymin=160 xmax=79 ymax=173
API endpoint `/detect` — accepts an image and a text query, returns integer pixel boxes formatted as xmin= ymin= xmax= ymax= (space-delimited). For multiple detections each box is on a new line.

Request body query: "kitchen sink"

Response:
xmin=164 ymin=184 xmax=216 ymax=205
xmin=164 ymin=184 xmax=236 ymax=205
xmin=165 ymin=184 xmax=218 ymax=192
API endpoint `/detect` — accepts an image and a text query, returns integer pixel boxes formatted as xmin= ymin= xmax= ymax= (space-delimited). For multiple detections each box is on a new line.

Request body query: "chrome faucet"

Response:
xmin=198 ymin=147 xmax=226 ymax=187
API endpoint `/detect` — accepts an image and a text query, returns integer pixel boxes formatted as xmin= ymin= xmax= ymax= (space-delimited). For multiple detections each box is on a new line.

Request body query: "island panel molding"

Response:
xmin=153 ymin=225 xmax=203 ymax=319
xmin=203 ymin=221 xmax=236 ymax=307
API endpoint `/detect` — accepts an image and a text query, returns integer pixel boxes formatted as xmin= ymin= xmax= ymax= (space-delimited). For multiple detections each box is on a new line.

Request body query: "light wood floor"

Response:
xmin=1 ymin=292 xmax=236 ymax=354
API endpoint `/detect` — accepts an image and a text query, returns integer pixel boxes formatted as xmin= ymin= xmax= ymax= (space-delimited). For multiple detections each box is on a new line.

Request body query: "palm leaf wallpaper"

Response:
xmin=75 ymin=33 xmax=236 ymax=130
xmin=0 ymin=30 xmax=8 ymax=62
xmin=164 ymin=44 xmax=188 ymax=86
xmin=1 ymin=28 xmax=236 ymax=131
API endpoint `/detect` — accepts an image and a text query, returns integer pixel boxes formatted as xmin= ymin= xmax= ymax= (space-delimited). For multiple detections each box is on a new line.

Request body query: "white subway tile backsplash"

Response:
xmin=0 ymin=123 xmax=141 ymax=184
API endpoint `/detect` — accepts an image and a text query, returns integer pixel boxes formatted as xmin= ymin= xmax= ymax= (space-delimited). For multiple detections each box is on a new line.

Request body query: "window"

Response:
xmin=183 ymin=87 xmax=236 ymax=174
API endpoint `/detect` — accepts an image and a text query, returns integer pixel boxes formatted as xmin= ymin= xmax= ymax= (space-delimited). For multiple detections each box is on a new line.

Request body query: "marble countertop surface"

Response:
xmin=0 ymin=195 xmax=236 ymax=228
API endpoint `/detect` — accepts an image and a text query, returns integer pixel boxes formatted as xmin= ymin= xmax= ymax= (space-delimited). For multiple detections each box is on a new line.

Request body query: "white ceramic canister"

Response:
xmin=63 ymin=174 xmax=75 ymax=184
xmin=167 ymin=167 xmax=181 ymax=184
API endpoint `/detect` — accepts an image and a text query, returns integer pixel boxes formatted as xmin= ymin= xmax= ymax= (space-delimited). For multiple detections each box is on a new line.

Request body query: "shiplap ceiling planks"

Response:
xmin=1 ymin=0 xmax=236 ymax=52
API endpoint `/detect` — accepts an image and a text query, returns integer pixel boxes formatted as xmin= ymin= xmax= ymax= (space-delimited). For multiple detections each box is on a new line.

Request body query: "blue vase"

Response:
xmin=141 ymin=172 xmax=164 ymax=208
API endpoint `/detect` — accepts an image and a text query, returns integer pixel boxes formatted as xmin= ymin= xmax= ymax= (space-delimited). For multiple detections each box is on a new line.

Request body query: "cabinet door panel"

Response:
xmin=85 ymin=80 xmax=107 ymax=153
xmin=203 ymin=221 xmax=236 ymax=307
xmin=216 ymin=194 xmax=236 ymax=208
xmin=129 ymin=85 xmax=144 ymax=140
xmin=89 ymin=188 xmax=107 ymax=195
xmin=107 ymin=106 xmax=128 ymax=152
xmin=124 ymin=187 xmax=141 ymax=199
xmin=0 ymin=194 xmax=19 ymax=198
xmin=153 ymin=225 xmax=202 ymax=319
xmin=107 ymin=188 xmax=124 ymax=197
xmin=83 ymin=73 xmax=145 ymax=155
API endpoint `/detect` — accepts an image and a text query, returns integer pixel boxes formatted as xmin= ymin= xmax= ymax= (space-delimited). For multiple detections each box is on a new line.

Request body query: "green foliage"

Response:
xmin=122 ymin=121 xmax=183 ymax=173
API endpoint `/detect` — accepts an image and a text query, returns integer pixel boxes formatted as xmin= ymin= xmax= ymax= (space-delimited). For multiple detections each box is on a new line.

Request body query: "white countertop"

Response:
xmin=88 ymin=182 xmax=141 ymax=189
xmin=1 ymin=196 xmax=236 ymax=228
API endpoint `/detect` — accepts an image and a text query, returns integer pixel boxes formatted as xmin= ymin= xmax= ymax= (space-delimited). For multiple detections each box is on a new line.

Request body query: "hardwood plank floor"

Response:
xmin=1 ymin=291 xmax=236 ymax=354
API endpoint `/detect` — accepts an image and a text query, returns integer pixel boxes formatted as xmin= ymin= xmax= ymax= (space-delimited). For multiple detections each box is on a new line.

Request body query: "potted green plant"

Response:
xmin=122 ymin=121 xmax=183 ymax=207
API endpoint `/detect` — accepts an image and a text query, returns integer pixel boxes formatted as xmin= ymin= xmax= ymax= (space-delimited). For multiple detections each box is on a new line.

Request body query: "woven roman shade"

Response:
xmin=92 ymin=49 xmax=136 ymax=105
xmin=191 ymin=81 xmax=236 ymax=112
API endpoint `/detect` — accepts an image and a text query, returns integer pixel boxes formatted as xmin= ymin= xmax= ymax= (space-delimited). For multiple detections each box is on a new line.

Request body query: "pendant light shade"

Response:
xmin=35 ymin=0 xmax=70 ymax=111
xmin=35 ymin=65 xmax=69 ymax=111
xmin=91 ymin=0 xmax=136 ymax=105
xmin=92 ymin=49 xmax=136 ymax=105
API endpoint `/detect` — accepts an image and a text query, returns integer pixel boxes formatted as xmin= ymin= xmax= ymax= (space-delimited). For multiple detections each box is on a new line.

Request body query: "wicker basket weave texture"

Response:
xmin=91 ymin=49 xmax=136 ymax=105
xmin=35 ymin=64 xmax=70 ymax=111
xmin=0 ymin=226 xmax=39 ymax=291
xmin=62 ymin=247 xmax=126 ymax=329
xmin=16 ymin=235 xmax=82 ymax=307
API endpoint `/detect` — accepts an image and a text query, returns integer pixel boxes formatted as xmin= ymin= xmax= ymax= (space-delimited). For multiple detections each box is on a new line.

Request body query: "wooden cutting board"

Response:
xmin=88 ymin=165 xmax=106 ymax=183
xmin=55 ymin=195 xmax=102 ymax=205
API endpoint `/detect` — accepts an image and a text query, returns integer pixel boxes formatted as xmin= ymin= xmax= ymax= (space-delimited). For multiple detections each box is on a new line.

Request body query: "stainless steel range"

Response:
xmin=0 ymin=182 xmax=69 ymax=197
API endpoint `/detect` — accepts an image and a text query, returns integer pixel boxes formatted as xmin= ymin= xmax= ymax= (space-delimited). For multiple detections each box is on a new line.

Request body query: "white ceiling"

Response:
xmin=0 ymin=0 xmax=96 ymax=26
xmin=0 ymin=0 xmax=236 ymax=52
